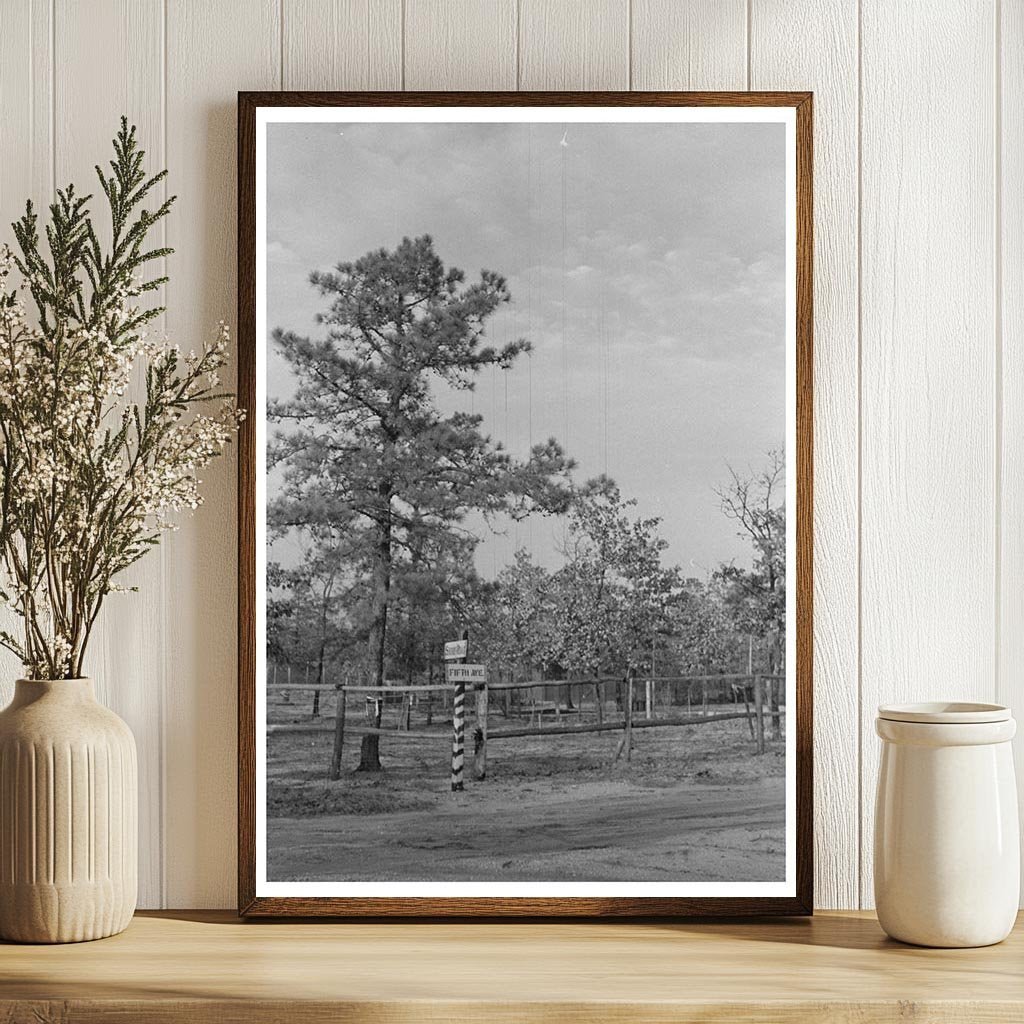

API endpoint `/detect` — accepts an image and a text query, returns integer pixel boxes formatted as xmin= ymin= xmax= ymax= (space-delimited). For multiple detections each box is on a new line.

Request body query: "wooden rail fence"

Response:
xmin=268 ymin=672 xmax=785 ymax=782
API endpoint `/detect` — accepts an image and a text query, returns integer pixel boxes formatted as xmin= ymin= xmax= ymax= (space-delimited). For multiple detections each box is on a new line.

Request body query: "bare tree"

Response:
xmin=715 ymin=450 xmax=786 ymax=739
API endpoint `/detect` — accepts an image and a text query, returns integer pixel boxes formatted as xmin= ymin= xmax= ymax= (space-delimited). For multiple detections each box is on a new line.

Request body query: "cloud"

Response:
xmin=566 ymin=263 xmax=595 ymax=279
xmin=266 ymin=119 xmax=787 ymax=572
xmin=266 ymin=239 xmax=301 ymax=265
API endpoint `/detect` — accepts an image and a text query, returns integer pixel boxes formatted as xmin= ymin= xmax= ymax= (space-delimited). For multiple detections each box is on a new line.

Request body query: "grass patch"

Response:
xmin=268 ymin=779 xmax=426 ymax=818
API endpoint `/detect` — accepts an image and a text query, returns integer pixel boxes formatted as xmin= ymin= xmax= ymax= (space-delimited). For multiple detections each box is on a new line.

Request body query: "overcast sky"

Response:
xmin=266 ymin=119 xmax=786 ymax=578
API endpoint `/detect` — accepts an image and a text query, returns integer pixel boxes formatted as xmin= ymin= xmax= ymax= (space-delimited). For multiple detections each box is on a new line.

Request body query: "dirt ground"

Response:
xmin=267 ymin=700 xmax=786 ymax=884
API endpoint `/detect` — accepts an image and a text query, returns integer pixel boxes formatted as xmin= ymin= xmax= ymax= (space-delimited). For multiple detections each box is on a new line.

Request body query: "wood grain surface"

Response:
xmin=857 ymin=0 xmax=997 ymax=909
xmin=163 ymin=0 xmax=281 ymax=912
xmin=751 ymin=0 xmax=860 ymax=914
xmin=631 ymin=0 xmax=747 ymax=91
xmin=405 ymin=0 xmax=517 ymax=90
xmin=1000 ymin=0 xmax=1024 ymax=903
xmin=519 ymin=0 xmax=629 ymax=91
xmin=2 ymin=910 xmax=1023 ymax=1023
xmin=283 ymin=0 xmax=402 ymax=91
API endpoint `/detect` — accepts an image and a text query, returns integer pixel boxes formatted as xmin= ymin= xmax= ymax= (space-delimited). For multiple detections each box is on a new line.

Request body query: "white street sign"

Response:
xmin=443 ymin=639 xmax=468 ymax=661
xmin=446 ymin=663 xmax=486 ymax=683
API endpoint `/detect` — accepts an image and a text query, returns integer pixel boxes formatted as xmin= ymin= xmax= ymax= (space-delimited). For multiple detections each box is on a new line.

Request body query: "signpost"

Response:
xmin=446 ymin=633 xmax=490 ymax=791
xmin=447 ymin=631 xmax=469 ymax=792
xmin=443 ymin=639 xmax=468 ymax=661
xmin=445 ymin=664 xmax=485 ymax=683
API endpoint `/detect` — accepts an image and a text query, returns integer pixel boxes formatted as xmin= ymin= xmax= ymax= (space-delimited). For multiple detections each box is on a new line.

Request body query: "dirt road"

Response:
xmin=269 ymin=774 xmax=784 ymax=882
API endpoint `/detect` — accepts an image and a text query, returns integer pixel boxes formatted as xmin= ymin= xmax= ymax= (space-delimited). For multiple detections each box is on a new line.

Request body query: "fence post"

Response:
xmin=753 ymin=675 xmax=766 ymax=755
xmin=329 ymin=684 xmax=346 ymax=781
xmin=473 ymin=681 xmax=488 ymax=781
xmin=645 ymin=678 xmax=652 ymax=719
xmin=615 ymin=668 xmax=635 ymax=762
xmin=770 ymin=675 xmax=782 ymax=741
xmin=426 ymin=659 xmax=434 ymax=725
xmin=625 ymin=669 xmax=635 ymax=761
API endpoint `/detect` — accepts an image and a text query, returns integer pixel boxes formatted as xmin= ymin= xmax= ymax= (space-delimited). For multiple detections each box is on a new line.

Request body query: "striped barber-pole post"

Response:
xmin=449 ymin=629 xmax=469 ymax=793
xmin=451 ymin=682 xmax=465 ymax=792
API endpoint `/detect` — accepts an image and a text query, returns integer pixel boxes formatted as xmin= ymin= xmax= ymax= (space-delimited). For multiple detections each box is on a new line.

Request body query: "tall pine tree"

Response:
xmin=270 ymin=236 xmax=573 ymax=769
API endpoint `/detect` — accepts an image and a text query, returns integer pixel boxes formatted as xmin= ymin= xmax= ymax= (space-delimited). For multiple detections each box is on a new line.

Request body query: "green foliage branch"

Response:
xmin=0 ymin=118 xmax=240 ymax=679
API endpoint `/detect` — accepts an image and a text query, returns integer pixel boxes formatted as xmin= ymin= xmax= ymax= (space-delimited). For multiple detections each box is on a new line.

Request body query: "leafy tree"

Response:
xmin=549 ymin=477 xmax=681 ymax=683
xmin=472 ymin=548 xmax=554 ymax=682
xmin=267 ymin=536 xmax=352 ymax=716
xmin=386 ymin=530 xmax=479 ymax=685
xmin=270 ymin=235 xmax=573 ymax=768
xmin=672 ymin=578 xmax=740 ymax=675
xmin=266 ymin=581 xmax=301 ymax=673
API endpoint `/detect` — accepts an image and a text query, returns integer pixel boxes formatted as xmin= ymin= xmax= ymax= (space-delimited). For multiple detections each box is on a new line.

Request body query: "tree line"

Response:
xmin=267 ymin=235 xmax=785 ymax=766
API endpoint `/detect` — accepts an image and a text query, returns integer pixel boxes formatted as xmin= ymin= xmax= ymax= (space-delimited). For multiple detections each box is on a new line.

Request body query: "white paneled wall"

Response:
xmin=0 ymin=0 xmax=1018 ymax=910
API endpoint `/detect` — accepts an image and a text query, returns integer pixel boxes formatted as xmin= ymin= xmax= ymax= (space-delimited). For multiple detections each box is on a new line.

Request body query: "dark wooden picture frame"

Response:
xmin=238 ymin=91 xmax=813 ymax=918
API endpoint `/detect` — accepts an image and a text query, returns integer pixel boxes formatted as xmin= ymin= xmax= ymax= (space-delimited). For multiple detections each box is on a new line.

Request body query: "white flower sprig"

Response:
xmin=0 ymin=120 xmax=241 ymax=679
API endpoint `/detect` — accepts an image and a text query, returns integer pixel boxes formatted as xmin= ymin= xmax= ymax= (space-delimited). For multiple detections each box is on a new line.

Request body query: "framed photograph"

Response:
xmin=238 ymin=91 xmax=812 ymax=917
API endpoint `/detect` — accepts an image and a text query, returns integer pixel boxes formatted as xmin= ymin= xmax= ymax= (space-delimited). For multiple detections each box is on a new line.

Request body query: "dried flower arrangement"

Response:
xmin=0 ymin=119 xmax=240 ymax=679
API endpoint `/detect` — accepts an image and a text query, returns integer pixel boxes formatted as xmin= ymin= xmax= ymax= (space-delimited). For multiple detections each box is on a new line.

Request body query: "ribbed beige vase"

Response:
xmin=0 ymin=678 xmax=137 ymax=943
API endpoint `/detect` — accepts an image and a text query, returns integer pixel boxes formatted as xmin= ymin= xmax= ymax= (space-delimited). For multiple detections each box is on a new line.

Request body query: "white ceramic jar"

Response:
xmin=874 ymin=702 xmax=1019 ymax=947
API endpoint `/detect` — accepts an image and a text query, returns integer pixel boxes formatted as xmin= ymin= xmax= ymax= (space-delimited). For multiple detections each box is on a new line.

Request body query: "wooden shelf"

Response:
xmin=2 ymin=910 xmax=1022 ymax=1022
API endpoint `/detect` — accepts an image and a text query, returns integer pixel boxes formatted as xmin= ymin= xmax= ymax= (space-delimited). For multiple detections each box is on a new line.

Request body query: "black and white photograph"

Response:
xmin=249 ymin=101 xmax=804 ymax=906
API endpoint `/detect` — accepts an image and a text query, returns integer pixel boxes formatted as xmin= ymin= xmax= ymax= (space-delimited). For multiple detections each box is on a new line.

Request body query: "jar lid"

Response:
xmin=877 ymin=701 xmax=1011 ymax=724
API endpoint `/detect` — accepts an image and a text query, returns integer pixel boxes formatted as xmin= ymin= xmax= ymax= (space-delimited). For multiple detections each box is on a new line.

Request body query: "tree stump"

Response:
xmin=357 ymin=734 xmax=382 ymax=772
xmin=357 ymin=699 xmax=383 ymax=771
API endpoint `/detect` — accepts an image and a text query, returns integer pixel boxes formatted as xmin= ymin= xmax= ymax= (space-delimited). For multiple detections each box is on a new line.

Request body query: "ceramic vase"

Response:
xmin=0 ymin=678 xmax=137 ymax=943
xmin=874 ymin=701 xmax=1019 ymax=948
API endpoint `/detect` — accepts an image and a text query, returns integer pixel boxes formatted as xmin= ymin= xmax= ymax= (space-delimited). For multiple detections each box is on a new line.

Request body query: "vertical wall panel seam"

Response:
xmin=855 ymin=0 xmax=864 ymax=910
xmin=400 ymin=0 xmax=406 ymax=90
xmin=994 ymin=0 xmax=1003 ymax=706
xmin=279 ymin=0 xmax=284 ymax=91
xmin=28 ymin=0 xmax=34 ymax=195
xmin=745 ymin=0 xmax=752 ymax=90
xmin=515 ymin=0 xmax=521 ymax=90
xmin=627 ymin=0 xmax=633 ymax=91
xmin=159 ymin=0 xmax=169 ymax=909
xmin=49 ymin=0 xmax=55 ymax=197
